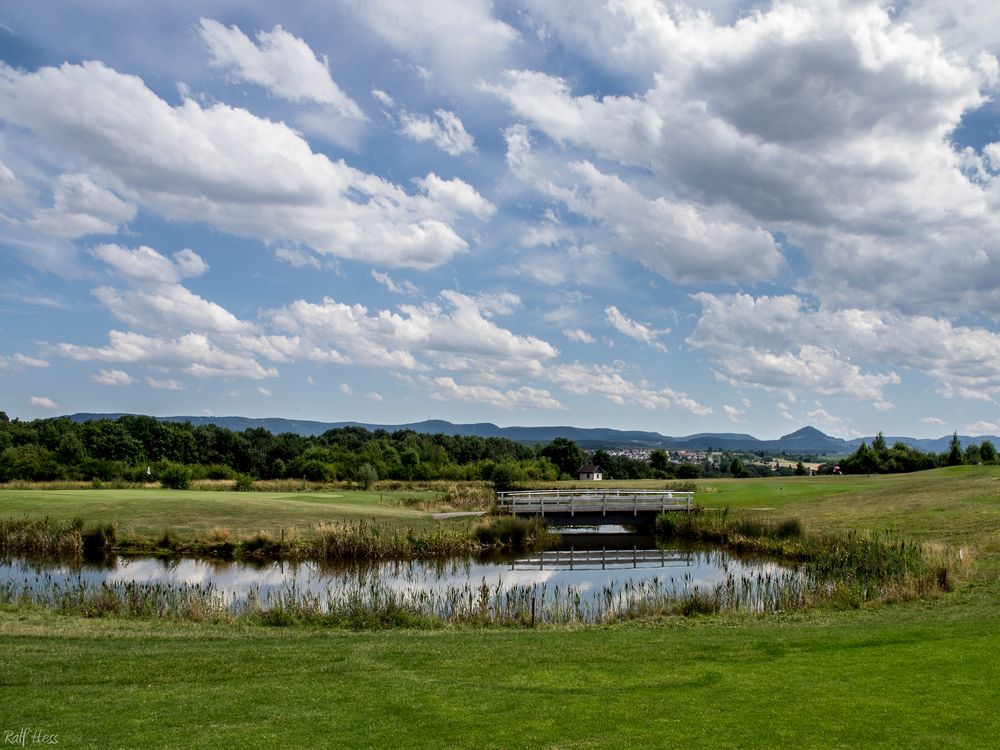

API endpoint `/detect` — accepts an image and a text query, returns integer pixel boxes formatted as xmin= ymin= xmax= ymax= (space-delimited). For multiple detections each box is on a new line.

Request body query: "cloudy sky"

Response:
xmin=1 ymin=0 xmax=999 ymax=439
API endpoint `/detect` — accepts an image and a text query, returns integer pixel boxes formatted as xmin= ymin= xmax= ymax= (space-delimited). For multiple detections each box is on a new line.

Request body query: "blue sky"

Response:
xmin=1 ymin=0 xmax=999 ymax=439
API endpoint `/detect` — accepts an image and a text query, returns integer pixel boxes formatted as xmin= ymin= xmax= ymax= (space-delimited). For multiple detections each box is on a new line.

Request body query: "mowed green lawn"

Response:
xmin=0 ymin=488 xmax=451 ymax=538
xmin=700 ymin=466 xmax=1000 ymax=545
xmin=2 ymin=597 xmax=1000 ymax=749
xmin=2 ymin=467 xmax=1000 ymax=748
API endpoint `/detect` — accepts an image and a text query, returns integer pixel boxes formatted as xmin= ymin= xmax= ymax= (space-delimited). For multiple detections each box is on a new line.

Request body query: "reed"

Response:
xmin=472 ymin=516 xmax=554 ymax=549
xmin=656 ymin=509 xmax=938 ymax=600
xmin=302 ymin=521 xmax=481 ymax=561
xmin=0 ymin=518 xmax=84 ymax=557
xmin=1 ymin=517 xmax=497 ymax=563
xmin=0 ymin=564 xmax=843 ymax=627
xmin=0 ymin=532 xmax=950 ymax=628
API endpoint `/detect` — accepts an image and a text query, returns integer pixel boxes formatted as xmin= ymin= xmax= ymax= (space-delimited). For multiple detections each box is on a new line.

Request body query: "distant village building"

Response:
xmin=578 ymin=464 xmax=603 ymax=481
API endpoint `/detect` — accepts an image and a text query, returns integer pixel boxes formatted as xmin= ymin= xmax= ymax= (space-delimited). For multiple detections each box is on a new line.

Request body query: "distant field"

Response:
xmin=548 ymin=467 xmax=1000 ymax=546
xmin=2 ymin=467 xmax=998 ymax=550
xmin=0 ymin=487 xmax=455 ymax=537
xmin=700 ymin=467 xmax=1000 ymax=552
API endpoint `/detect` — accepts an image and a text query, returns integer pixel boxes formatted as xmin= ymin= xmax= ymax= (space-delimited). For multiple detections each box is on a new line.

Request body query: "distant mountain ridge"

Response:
xmin=63 ymin=413 xmax=998 ymax=456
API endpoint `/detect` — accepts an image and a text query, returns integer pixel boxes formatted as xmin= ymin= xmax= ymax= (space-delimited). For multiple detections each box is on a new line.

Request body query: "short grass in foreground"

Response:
xmin=3 ymin=596 xmax=1000 ymax=749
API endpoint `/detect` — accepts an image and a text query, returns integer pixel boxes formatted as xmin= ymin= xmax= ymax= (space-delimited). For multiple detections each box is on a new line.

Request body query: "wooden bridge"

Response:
xmin=496 ymin=488 xmax=693 ymax=526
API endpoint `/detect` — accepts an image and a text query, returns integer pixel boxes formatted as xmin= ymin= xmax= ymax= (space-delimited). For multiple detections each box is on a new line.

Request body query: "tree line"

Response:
xmin=0 ymin=413 xmax=666 ymax=485
xmin=2 ymin=412 xmax=990 ymax=485
xmin=824 ymin=431 xmax=996 ymax=475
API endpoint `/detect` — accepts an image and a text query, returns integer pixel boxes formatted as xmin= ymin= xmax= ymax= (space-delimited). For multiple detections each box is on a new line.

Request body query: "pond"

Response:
xmin=1 ymin=526 xmax=802 ymax=623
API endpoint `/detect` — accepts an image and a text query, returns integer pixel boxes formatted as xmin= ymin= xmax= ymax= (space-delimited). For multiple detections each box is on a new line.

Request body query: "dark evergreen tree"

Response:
xmin=946 ymin=432 xmax=963 ymax=466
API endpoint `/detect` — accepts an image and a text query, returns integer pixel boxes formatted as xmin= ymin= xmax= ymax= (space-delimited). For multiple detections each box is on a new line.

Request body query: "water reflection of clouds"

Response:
xmin=2 ymin=544 xmax=797 ymax=607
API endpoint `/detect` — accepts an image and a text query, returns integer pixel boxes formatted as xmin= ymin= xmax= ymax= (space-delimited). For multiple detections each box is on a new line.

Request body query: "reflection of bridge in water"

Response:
xmin=509 ymin=548 xmax=693 ymax=571
xmin=497 ymin=489 xmax=694 ymax=526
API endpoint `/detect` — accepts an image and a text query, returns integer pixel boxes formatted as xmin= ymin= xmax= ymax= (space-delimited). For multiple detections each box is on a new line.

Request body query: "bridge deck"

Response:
xmin=496 ymin=489 xmax=693 ymax=518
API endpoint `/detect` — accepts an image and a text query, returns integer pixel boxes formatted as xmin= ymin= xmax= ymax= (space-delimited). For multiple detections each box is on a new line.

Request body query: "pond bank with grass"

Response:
xmin=0 ymin=510 xmax=955 ymax=626
xmin=656 ymin=508 xmax=954 ymax=606
xmin=1 ymin=527 xmax=798 ymax=626
xmin=0 ymin=514 xmax=553 ymax=564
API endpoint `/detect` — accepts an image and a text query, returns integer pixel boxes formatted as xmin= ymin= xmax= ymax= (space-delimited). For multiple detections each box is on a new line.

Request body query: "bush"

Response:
xmin=356 ymin=463 xmax=378 ymax=490
xmin=82 ymin=524 xmax=116 ymax=558
xmin=474 ymin=516 xmax=548 ymax=549
xmin=159 ymin=463 xmax=192 ymax=490
xmin=491 ymin=462 xmax=523 ymax=493
xmin=655 ymin=513 xmax=679 ymax=538
xmin=204 ymin=464 xmax=235 ymax=480
xmin=233 ymin=473 xmax=255 ymax=491
xmin=299 ymin=459 xmax=334 ymax=482
xmin=0 ymin=444 xmax=62 ymax=482
xmin=775 ymin=518 xmax=804 ymax=539
xmin=675 ymin=463 xmax=704 ymax=479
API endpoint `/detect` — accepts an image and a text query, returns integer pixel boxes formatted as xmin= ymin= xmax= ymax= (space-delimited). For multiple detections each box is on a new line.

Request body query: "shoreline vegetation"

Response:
xmin=2 ymin=465 xmax=995 ymax=629
xmin=0 ymin=515 xmax=952 ymax=627
xmin=0 ymin=514 xmax=555 ymax=563
xmin=0 ymin=507 xmax=959 ymax=628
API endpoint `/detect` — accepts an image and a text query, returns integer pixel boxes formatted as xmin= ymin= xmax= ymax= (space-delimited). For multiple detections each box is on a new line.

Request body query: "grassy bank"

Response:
xmin=3 ymin=597 xmax=1000 ymax=748
xmin=0 ymin=514 xmax=552 ymax=564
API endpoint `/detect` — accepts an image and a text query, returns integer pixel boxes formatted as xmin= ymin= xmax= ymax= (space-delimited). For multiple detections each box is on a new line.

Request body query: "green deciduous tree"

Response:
xmin=979 ymin=440 xmax=997 ymax=464
xmin=675 ymin=462 xmax=703 ymax=479
xmin=540 ymin=438 xmax=586 ymax=478
xmin=729 ymin=456 xmax=748 ymax=477
xmin=356 ymin=463 xmax=378 ymax=489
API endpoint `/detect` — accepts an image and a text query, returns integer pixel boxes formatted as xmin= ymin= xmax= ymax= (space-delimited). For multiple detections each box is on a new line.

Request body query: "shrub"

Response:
xmin=233 ymin=473 xmax=255 ymax=491
xmin=81 ymin=524 xmax=116 ymax=558
xmin=156 ymin=530 xmax=178 ymax=551
xmin=474 ymin=516 xmax=548 ymax=549
xmin=356 ymin=463 xmax=378 ymax=490
xmin=204 ymin=464 xmax=235 ymax=480
xmin=242 ymin=532 xmax=281 ymax=557
xmin=491 ymin=462 xmax=523 ymax=493
xmin=774 ymin=518 xmax=804 ymax=539
xmin=159 ymin=463 xmax=192 ymax=490
xmin=675 ymin=463 xmax=703 ymax=479
xmin=655 ymin=513 xmax=678 ymax=538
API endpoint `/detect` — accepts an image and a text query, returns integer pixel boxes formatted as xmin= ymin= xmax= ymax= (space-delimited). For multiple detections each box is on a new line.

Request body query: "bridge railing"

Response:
xmin=496 ymin=489 xmax=693 ymax=517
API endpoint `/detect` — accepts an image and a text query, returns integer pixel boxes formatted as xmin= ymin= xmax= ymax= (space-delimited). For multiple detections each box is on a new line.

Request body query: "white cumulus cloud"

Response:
xmin=198 ymin=19 xmax=365 ymax=120
xmin=146 ymin=376 xmax=185 ymax=390
xmin=418 ymin=375 xmax=565 ymax=410
xmin=546 ymin=362 xmax=712 ymax=415
xmin=563 ymin=328 xmax=595 ymax=344
xmin=691 ymin=292 xmax=1000 ymax=405
xmin=0 ymin=60 xmax=491 ymax=270
xmin=91 ymin=368 xmax=133 ymax=386
xmin=399 ymin=109 xmax=475 ymax=156
xmin=605 ymin=306 xmax=668 ymax=351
